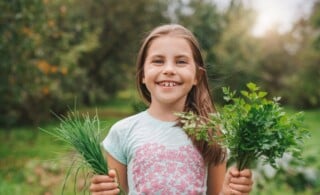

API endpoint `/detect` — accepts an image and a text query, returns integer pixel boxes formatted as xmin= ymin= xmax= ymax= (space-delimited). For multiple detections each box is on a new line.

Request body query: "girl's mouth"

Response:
xmin=157 ymin=81 xmax=180 ymax=87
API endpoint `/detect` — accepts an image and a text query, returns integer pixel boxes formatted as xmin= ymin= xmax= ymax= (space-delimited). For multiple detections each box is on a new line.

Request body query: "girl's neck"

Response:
xmin=147 ymin=102 xmax=184 ymax=122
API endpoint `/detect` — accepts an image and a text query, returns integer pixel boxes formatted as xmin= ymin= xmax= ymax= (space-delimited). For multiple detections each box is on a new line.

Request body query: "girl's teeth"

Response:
xmin=161 ymin=82 xmax=176 ymax=87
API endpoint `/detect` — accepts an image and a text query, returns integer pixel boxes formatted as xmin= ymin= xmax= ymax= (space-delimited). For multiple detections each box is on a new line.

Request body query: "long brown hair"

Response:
xmin=135 ymin=24 xmax=226 ymax=165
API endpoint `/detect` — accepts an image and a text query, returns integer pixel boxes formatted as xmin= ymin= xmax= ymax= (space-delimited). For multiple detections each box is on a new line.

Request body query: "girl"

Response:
xmin=90 ymin=24 xmax=253 ymax=195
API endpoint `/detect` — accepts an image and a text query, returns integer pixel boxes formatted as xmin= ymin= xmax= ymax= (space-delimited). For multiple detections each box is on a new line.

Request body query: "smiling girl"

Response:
xmin=90 ymin=24 xmax=253 ymax=195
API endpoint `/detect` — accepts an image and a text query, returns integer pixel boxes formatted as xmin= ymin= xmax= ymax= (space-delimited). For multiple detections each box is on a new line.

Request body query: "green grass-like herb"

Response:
xmin=43 ymin=111 xmax=108 ymax=175
xmin=42 ymin=110 xmax=125 ymax=194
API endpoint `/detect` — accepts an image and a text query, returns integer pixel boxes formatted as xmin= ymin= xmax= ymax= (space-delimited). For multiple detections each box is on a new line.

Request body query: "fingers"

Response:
xmin=230 ymin=173 xmax=253 ymax=185
xmin=239 ymin=168 xmax=252 ymax=178
xmin=91 ymin=169 xmax=118 ymax=184
xmin=108 ymin=169 xmax=118 ymax=182
xmin=91 ymin=175 xmax=115 ymax=184
xmin=90 ymin=187 xmax=120 ymax=195
xmin=90 ymin=173 xmax=119 ymax=195
xmin=225 ymin=167 xmax=253 ymax=194
xmin=90 ymin=178 xmax=119 ymax=190
xmin=229 ymin=182 xmax=252 ymax=193
xmin=228 ymin=166 xmax=240 ymax=177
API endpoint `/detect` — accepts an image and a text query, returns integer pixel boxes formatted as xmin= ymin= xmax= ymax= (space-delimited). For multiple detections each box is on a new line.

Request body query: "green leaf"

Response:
xmin=240 ymin=90 xmax=249 ymax=98
xmin=247 ymin=82 xmax=259 ymax=92
xmin=258 ymin=91 xmax=267 ymax=98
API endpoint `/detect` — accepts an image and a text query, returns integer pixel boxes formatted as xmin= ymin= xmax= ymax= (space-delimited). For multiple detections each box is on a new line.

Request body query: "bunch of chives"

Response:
xmin=42 ymin=110 xmax=125 ymax=194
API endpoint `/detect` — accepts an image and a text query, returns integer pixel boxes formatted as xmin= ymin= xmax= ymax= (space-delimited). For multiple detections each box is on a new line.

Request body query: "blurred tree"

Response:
xmin=256 ymin=29 xmax=296 ymax=102
xmin=174 ymin=0 xmax=222 ymax=63
xmin=77 ymin=0 xmax=169 ymax=105
xmin=0 ymin=0 xmax=95 ymax=126
xmin=0 ymin=0 xmax=49 ymax=126
xmin=2 ymin=0 xmax=319 ymax=127
xmin=177 ymin=0 xmax=222 ymax=82
xmin=310 ymin=0 xmax=320 ymax=50
xmin=172 ymin=0 xmax=254 ymax=102
xmin=209 ymin=0 xmax=259 ymax=101
xmin=283 ymin=2 xmax=320 ymax=108
xmin=0 ymin=0 xmax=170 ymax=126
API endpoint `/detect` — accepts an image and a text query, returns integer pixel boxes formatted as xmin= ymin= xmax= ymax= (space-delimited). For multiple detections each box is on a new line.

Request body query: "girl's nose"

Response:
xmin=163 ymin=61 xmax=176 ymax=75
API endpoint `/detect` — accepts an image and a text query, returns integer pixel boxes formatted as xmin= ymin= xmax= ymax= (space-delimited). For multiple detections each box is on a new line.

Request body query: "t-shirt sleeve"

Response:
xmin=102 ymin=123 xmax=127 ymax=165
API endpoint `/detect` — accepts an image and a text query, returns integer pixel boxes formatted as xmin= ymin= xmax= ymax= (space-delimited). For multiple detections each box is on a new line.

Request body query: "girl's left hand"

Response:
xmin=222 ymin=166 xmax=253 ymax=195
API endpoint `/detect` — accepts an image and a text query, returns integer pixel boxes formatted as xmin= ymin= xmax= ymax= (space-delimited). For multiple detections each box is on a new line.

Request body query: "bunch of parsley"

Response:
xmin=179 ymin=83 xmax=309 ymax=170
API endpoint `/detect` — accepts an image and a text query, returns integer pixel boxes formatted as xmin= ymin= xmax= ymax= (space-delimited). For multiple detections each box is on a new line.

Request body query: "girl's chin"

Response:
xmin=152 ymin=96 xmax=187 ymax=106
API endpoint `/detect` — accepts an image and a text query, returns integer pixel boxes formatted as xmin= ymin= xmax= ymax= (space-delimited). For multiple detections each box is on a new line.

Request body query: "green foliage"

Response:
xmin=42 ymin=111 xmax=105 ymax=193
xmin=283 ymin=4 xmax=320 ymax=108
xmin=44 ymin=111 xmax=108 ymax=174
xmin=0 ymin=0 xmax=91 ymax=126
xmin=0 ymin=0 xmax=169 ymax=126
xmin=42 ymin=110 xmax=125 ymax=194
xmin=179 ymin=83 xmax=309 ymax=170
xmin=210 ymin=1 xmax=259 ymax=97
xmin=310 ymin=1 xmax=320 ymax=50
xmin=2 ymin=0 xmax=320 ymax=127
xmin=131 ymin=100 xmax=148 ymax=113
xmin=77 ymin=0 xmax=169 ymax=105
xmin=176 ymin=0 xmax=222 ymax=63
xmin=256 ymin=30 xmax=295 ymax=97
xmin=0 ymin=0 xmax=46 ymax=126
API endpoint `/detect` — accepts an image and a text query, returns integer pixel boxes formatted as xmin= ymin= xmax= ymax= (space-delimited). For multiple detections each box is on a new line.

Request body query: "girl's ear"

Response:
xmin=193 ymin=77 xmax=198 ymax=86
xmin=194 ymin=66 xmax=205 ymax=85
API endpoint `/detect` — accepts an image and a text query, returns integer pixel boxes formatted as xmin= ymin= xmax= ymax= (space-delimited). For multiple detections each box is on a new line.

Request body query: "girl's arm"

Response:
xmin=106 ymin=152 xmax=129 ymax=192
xmin=90 ymin=152 xmax=129 ymax=194
xmin=207 ymin=163 xmax=253 ymax=195
xmin=207 ymin=162 xmax=227 ymax=195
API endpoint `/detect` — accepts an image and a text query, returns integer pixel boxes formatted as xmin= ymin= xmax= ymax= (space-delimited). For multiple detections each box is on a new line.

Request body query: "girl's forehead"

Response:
xmin=150 ymin=35 xmax=190 ymax=45
xmin=147 ymin=36 xmax=193 ymax=56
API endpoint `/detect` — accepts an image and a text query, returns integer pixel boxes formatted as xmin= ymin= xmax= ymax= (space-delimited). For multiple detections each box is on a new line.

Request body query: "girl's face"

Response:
xmin=142 ymin=36 xmax=197 ymax=109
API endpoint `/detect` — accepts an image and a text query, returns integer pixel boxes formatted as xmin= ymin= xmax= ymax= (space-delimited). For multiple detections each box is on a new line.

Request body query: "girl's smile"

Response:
xmin=156 ymin=80 xmax=180 ymax=87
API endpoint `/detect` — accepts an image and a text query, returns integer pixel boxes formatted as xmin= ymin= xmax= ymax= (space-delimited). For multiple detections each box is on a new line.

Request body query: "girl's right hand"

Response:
xmin=90 ymin=169 xmax=120 ymax=195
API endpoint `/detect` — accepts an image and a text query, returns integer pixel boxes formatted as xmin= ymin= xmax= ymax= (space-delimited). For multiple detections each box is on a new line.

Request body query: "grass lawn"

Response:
xmin=0 ymin=99 xmax=319 ymax=194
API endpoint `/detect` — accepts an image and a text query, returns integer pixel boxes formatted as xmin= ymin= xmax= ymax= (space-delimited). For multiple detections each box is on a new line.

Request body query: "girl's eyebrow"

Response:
xmin=147 ymin=53 xmax=192 ymax=59
xmin=176 ymin=55 xmax=190 ymax=59
xmin=149 ymin=54 xmax=164 ymax=58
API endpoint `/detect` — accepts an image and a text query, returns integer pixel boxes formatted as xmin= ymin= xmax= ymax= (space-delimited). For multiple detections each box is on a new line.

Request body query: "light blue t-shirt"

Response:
xmin=102 ymin=110 xmax=207 ymax=195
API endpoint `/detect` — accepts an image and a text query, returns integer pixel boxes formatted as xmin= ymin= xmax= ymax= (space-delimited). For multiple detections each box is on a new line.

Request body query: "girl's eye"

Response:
xmin=177 ymin=60 xmax=187 ymax=64
xmin=176 ymin=59 xmax=188 ymax=66
xmin=152 ymin=59 xmax=164 ymax=65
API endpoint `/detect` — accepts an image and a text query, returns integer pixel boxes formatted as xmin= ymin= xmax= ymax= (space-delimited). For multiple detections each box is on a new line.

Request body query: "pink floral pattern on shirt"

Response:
xmin=132 ymin=143 xmax=206 ymax=194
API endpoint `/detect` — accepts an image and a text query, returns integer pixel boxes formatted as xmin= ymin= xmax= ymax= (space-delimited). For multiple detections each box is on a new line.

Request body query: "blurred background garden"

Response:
xmin=0 ymin=0 xmax=319 ymax=194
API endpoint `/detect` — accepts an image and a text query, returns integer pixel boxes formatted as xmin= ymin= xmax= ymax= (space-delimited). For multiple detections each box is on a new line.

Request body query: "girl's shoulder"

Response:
xmin=110 ymin=110 xmax=147 ymax=131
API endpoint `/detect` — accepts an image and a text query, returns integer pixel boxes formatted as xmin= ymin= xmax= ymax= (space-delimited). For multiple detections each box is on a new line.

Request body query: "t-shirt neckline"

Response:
xmin=144 ymin=110 xmax=178 ymax=126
